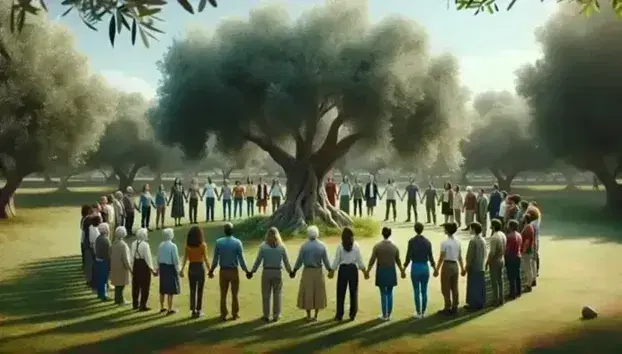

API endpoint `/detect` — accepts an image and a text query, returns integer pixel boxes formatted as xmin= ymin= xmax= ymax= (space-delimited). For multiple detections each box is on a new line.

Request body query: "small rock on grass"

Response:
xmin=581 ymin=306 xmax=598 ymax=320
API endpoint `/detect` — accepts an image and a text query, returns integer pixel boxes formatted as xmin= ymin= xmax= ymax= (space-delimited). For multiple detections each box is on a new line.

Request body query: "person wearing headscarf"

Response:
xmin=157 ymin=228 xmax=182 ymax=314
xmin=130 ymin=228 xmax=156 ymax=311
xmin=367 ymin=227 xmax=404 ymax=321
xmin=250 ymin=227 xmax=292 ymax=322
xmin=95 ymin=223 xmax=112 ymax=301
xmin=168 ymin=178 xmax=186 ymax=227
xmin=110 ymin=226 xmax=132 ymax=305
xmin=292 ymin=225 xmax=331 ymax=321
xmin=329 ymin=227 xmax=366 ymax=322
xmin=180 ymin=226 xmax=211 ymax=318
xmin=83 ymin=213 xmax=102 ymax=291
xmin=122 ymin=187 xmax=139 ymax=236
xmin=209 ymin=223 xmax=249 ymax=321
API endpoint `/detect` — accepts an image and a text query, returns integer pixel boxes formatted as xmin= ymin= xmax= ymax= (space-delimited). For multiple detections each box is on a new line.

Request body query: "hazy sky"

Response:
xmin=48 ymin=0 xmax=558 ymax=100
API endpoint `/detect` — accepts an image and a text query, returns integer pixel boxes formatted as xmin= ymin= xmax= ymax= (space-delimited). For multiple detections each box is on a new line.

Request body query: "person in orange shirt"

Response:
xmin=232 ymin=181 xmax=246 ymax=219
xmin=324 ymin=177 xmax=337 ymax=207
xmin=180 ymin=226 xmax=211 ymax=318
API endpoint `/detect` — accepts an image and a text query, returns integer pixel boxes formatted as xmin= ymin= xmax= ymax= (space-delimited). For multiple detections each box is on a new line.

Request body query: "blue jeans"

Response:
xmin=378 ymin=286 xmax=393 ymax=318
xmin=222 ymin=199 xmax=231 ymax=220
xmin=233 ymin=198 xmax=243 ymax=218
xmin=411 ymin=262 xmax=430 ymax=314
xmin=95 ymin=259 xmax=109 ymax=299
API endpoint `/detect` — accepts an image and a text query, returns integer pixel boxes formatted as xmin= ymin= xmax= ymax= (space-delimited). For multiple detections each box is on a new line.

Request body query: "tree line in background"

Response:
xmin=1 ymin=1 xmax=621 ymax=224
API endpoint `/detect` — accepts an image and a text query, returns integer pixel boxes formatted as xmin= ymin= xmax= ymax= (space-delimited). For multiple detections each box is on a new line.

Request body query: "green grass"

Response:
xmin=1 ymin=185 xmax=622 ymax=353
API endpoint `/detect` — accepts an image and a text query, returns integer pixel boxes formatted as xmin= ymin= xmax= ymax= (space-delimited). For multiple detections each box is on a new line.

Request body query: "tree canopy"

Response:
xmin=461 ymin=90 xmax=553 ymax=191
xmin=88 ymin=92 xmax=161 ymax=190
xmin=0 ymin=5 xmax=114 ymax=218
xmin=516 ymin=3 xmax=622 ymax=210
xmin=152 ymin=1 xmax=469 ymax=230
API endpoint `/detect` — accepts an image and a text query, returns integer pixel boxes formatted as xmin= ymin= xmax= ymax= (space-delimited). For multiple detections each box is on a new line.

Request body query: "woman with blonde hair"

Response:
xmin=249 ymin=227 xmax=293 ymax=322
xmin=292 ymin=225 xmax=332 ymax=321
xmin=110 ymin=226 xmax=132 ymax=305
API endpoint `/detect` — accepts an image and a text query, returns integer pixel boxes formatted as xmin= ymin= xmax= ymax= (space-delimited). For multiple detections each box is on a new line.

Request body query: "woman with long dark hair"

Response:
xmin=180 ymin=226 xmax=210 ymax=318
xmin=168 ymin=178 xmax=186 ymax=227
xmin=439 ymin=182 xmax=454 ymax=224
xmin=329 ymin=227 xmax=367 ymax=321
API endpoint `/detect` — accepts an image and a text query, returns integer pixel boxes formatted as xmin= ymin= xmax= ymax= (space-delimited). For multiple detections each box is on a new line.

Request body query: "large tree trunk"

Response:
xmin=43 ymin=172 xmax=53 ymax=185
xmin=220 ymin=167 xmax=234 ymax=181
xmin=152 ymin=171 xmax=163 ymax=187
xmin=459 ymin=169 xmax=469 ymax=186
xmin=491 ymin=169 xmax=517 ymax=192
xmin=264 ymin=163 xmax=352 ymax=232
xmin=115 ymin=165 xmax=141 ymax=192
xmin=57 ymin=174 xmax=72 ymax=192
xmin=0 ymin=174 xmax=22 ymax=219
xmin=592 ymin=160 xmax=622 ymax=214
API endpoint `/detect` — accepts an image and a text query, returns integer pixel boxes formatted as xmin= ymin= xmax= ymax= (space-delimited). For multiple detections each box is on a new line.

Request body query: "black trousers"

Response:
xmin=336 ymin=264 xmax=359 ymax=320
xmin=406 ymin=199 xmax=418 ymax=221
xmin=353 ymin=198 xmax=363 ymax=217
xmin=385 ymin=200 xmax=397 ymax=220
xmin=140 ymin=207 xmax=151 ymax=229
xmin=505 ymin=256 xmax=521 ymax=297
xmin=189 ymin=198 xmax=198 ymax=223
xmin=189 ymin=262 xmax=206 ymax=311
xmin=114 ymin=286 xmax=126 ymax=304
xmin=205 ymin=197 xmax=215 ymax=221
xmin=247 ymin=197 xmax=255 ymax=216
xmin=125 ymin=212 xmax=135 ymax=235
xmin=132 ymin=259 xmax=151 ymax=309
xmin=425 ymin=204 xmax=436 ymax=224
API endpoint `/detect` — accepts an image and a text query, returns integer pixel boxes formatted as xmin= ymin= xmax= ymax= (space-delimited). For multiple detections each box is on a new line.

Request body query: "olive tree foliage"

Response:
xmin=89 ymin=92 xmax=161 ymax=191
xmin=0 ymin=6 xmax=114 ymax=218
xmin=461 ymin=91 xmax=554 ymax=191
xmin=516 ymin=3 xmax=622 ymax=211
xmin=152 ymin=2 xmax=469 ymax=230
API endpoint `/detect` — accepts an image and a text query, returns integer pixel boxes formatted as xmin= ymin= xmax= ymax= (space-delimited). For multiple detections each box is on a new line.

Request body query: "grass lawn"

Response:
xmin=1 ymin=185 xmax=622 ymax=353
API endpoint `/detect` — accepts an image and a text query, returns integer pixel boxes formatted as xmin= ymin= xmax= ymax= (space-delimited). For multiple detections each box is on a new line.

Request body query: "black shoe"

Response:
xmin=532 ymin=281 xmax=537 ymax=287
xmin=139 ymin=307 xmax=151 ymax=312
xmin=334 ymin=316 xmax=343 ymax=321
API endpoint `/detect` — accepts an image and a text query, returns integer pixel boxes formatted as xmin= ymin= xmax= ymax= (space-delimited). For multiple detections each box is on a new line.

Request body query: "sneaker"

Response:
xmin=377 ymin=315 xmax=386 ymax=320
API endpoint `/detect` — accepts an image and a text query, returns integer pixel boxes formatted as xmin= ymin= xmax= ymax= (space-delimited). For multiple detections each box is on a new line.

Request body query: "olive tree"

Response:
xmin=89 ymin=92 xmax=161 ymax=191
xmin=152 ymin=2 xmax=469 ymax=231
xmin=461 ymin=91 xmax=554 ymax=191
xmin=516 ymin=3 xmax=622 ymax=212
xmin=0 ymin=6 xmax=114 ymax=218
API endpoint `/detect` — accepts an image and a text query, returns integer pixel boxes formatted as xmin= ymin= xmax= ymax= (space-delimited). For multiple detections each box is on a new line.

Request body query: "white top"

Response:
xmin=204 ymin=183 xmax=216 ymax=198
xmin=339 ymin=183 xmax=350 ymax=196
xmin=157 ymin=240 xmax=180 ymax=270
xmin=443 ymin=191 xmax=450 ymax=202
xmin=384 ymin=185 xmax=397 ymax=200
xmin=453 ymin=192 xmax=463 ymax=209
xmin=441 ymin=237 xmax=462 ymax=261
xmin=270 ymin=185 xmax=283 ymax=197
xmin=331 ymin=243 xmax=365 ymax=270
xmin=130 ymin=239 xmax=154 ymax=268
xmin=106 ymin=204 xmax=116 ymax=225
xmin=499 ymin=201 xmax=507 ymax=217
xmin=88 ymin=225 xmax=99 ymax=250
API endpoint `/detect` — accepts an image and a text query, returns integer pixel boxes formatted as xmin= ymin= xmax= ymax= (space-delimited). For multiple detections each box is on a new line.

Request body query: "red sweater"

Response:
xmin=505 ymin=231 xmax=522 ymax=258
xmin=521 ymin=224 xmax=535 ymax=255
xmin=464 ymin=193 xmax=477 ymax=211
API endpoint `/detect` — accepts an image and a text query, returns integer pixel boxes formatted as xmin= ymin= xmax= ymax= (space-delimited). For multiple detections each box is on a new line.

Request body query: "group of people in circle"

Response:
xmin=79 ymin=184 xmax=541 ymax=321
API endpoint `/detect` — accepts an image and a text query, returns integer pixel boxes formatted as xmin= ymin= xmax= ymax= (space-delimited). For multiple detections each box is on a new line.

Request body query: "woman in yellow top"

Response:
xmin=180 ymin=226 xmax=211 ymax=318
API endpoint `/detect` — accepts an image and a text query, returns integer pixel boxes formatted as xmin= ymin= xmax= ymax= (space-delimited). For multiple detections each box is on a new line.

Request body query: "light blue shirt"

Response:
xmin=157 ymin=240 xmax=180 ymax=270
xmin=210 ymin=235 xmax=248 ymax=272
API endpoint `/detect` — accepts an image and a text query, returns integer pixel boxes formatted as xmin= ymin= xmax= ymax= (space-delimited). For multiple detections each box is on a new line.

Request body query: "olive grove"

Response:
xmin=152 ymin=2 xmax=470 ymax=230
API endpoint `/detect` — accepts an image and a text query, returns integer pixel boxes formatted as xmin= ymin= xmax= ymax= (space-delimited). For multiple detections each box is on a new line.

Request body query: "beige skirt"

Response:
xmin=297 ymin=267 xmax=327 ymax=311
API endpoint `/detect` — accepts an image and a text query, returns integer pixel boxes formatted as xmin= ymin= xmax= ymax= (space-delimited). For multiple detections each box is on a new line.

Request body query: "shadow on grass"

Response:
xmin=14 ymin=189 xmax=113 ymax=209
xmin=526 ymin=315 xmax=622 ymax=353
xmin=0 ymin=255 xmax=109 ymax=327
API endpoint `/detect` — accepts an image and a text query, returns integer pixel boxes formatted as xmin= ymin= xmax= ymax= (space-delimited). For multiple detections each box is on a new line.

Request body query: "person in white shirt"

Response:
xmin=338 ymin=177 xmax=351 ymax=214
xmin=329 ymin=227 xmax=367 ymax=321
xmin=380 ymin=179 xmax=401 ymax=222
xmin=105 ymin=195 xmax=116 ymax=227
xmin=202 ymin=177 xmax=217 ymax=222
xmin=130 ymin=228 xmax=156 ymax=311
xmin=453 ymin=185 xmax=464 ymax=228
xmin=498 ymin=191 xmax=508 ymax=224
xmin=157 ymin=228 xmax=182 ymax=314
xmin=269 ymin=179 xmax=285 ymax=214
xmin=433 ymin=222 xmax=465 ymax=315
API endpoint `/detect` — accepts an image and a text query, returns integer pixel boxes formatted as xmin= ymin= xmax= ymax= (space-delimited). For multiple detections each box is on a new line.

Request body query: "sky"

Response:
xmin=47 ymin=0 xmax=559 ymax=100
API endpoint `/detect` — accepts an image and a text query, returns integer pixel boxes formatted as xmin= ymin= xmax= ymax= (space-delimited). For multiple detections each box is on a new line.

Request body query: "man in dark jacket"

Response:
xmin=487 ymin=184 xmax=502 ymax=221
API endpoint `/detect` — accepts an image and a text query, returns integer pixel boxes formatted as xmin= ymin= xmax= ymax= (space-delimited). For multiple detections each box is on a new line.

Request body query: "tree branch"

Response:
xmin=240 ymin=128 xmax=296 ymax=170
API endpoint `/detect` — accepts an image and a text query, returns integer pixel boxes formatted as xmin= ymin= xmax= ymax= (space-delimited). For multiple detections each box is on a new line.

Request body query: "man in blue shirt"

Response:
xmin=209 ymin=223 xmax=249 ymax=320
